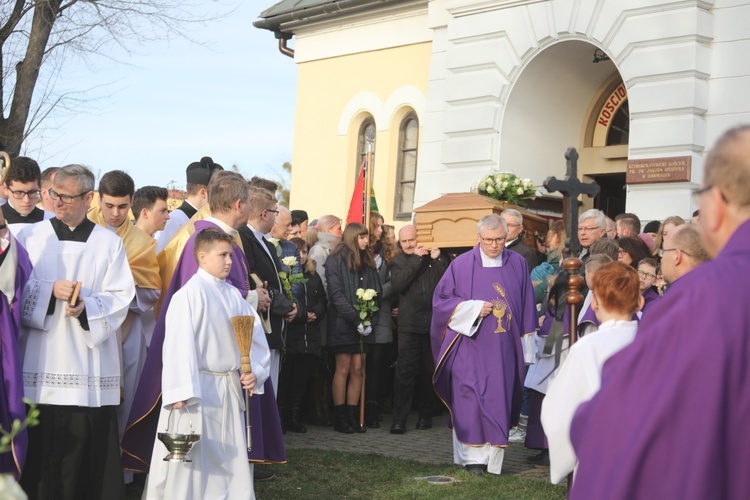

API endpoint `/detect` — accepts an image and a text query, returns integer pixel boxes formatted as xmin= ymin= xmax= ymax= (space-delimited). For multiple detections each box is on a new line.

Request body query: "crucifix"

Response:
xmin=543 ymin=148 xmax=600 ymax=258
xmin=544 ymin=148 xmax=599 ymax=349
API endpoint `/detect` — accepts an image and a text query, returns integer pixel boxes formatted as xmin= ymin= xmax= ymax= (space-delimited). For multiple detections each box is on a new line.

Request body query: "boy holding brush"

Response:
xmin=144 ymin=229 xmax=270 ymax=500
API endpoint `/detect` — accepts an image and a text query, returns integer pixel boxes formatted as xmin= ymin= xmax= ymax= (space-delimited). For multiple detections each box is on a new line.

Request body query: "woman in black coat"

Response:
xmin=277 ymin=237 xmax=327 ymax=433
xmin=325 ymin=223 xmax=381 ymax=433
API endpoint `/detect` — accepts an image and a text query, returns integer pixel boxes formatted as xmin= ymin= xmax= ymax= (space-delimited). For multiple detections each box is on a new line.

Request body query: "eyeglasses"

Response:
xmin=48 ymin=189 xmax=89 ymax=204
xmin=480 ymin=236 xmax=507 ymax=246
xmin=659 ymin=248 xmax=693 ymax=258
xmin=7 ymin=188 xmax=41 ymax=200
xmin=265 ymin=209 xmax=279 ymax=215
xmin=506 ymin=223 xmax=521 ymax=228
xmin=578 ymin=226 xmax=600 ymax=233
xmin=638 ymin=270 xmax=656 ymax=280
xmin=692 ymin=184 xmax=729 ymax=204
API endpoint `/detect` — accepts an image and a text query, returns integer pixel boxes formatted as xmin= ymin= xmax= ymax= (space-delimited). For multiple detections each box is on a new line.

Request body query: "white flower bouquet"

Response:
xmin=476 ymin=172 xmax=536 ymax=205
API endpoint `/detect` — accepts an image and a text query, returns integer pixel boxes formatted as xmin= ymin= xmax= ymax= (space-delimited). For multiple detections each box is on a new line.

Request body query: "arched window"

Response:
xmin=394 ymin=115 xmax=418 ymax=219
xmin=356 ymin=118 xmax=376 ymax=177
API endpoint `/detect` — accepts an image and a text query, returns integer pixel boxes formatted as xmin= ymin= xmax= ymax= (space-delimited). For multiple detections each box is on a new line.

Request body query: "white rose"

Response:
xmin=356 ymin=288 xmax=365 ymax=299
xmin=517 ymin=187 xmax=524 ymax=195
xmin=514 ymin=178 xmax=521 ymax=186
xmin=363 ymin=289 xmax=377 ymax=301
xmin=501 ymin=182 xmax=508 ymax=189
xmin=486 ymin=185 xmax=495 ymax=194
xmin=281 ymin=256 xmax=298 ymax=267
xmin=266 ymin=237 xmax=279 ymax=246
xmin=478 ymin=181 xmax=486 ymax=190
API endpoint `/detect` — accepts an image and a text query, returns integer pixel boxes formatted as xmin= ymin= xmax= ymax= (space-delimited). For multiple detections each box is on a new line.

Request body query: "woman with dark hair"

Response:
xmin=326 ymin=223 xmax=382 ymax=433
xmin=617 ymin=236 xmax=652 ymax=269
xmin=364 ymin=213 xmax=396 ymax=428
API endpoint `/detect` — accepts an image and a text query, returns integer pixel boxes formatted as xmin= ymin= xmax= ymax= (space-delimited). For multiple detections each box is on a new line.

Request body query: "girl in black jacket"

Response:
xmin=277 ymin=237 xmax=327 ymax=433
xmin=325 ymin=223 xmax=381 ymax=433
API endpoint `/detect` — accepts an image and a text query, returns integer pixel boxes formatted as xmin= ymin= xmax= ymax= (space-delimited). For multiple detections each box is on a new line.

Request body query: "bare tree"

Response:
xmin=0 ymin=0 xmax=229 ymax=156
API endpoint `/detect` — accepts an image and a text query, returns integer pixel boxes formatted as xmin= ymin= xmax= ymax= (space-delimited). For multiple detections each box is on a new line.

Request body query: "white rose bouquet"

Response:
xmin=279 ymin=256 xmax=308 ymax=302
xmin=354 ymin=288 xmax=379 ymax=337
xmin=476 ymin=172 xmax=536 ymax=205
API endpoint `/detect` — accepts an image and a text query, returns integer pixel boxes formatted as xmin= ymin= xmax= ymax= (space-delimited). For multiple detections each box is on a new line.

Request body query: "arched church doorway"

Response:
xmin=498 ymin=40 xmax=629 ymax=218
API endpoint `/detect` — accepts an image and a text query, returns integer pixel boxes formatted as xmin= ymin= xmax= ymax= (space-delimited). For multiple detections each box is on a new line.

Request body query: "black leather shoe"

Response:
xmin=465 ymin=464 xmax=486 ymax=476
xmin=527 ymin=449 xmax=550 ymax=467
xmin=389 ymin=420 xmax=406 ymax=434
xmin=255 ymin=469 xmax=276 ymax=482
xmin=415 ymin=417 xmax=432 ymax=430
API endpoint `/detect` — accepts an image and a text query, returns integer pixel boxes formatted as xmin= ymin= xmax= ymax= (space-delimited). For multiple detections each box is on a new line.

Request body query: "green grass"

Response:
xmin=255 ymin=448 xmax=567 ymax=499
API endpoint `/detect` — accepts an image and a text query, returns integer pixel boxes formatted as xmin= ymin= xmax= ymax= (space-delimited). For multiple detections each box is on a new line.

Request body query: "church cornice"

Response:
xmin=445 ymin=0 xmax=545 ymax=17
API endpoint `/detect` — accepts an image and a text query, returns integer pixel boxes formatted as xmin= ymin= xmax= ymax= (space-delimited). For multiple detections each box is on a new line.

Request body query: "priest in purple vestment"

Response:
xmin=0 ymin=213 xmax=32 ymax=478
xmin=569 ymin=125 xmax=750 ymax=499
xmin=121 ymin=173 xmax=285 ymax=473
xmin=431 ymin=214 xmax=537 ymax=476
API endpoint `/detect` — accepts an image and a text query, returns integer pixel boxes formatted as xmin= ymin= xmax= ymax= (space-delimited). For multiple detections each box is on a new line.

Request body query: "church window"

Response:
xmin=357 ymin=118 xmax=376 ymax=177
xmin=394 ymin=115 xmax=418 ymax=220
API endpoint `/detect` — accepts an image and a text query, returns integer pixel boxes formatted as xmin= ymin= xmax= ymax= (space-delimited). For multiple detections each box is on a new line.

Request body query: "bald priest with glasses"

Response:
xmin=431 ymin=213 xmax=538 ymax=476
xmin=0 ymin=156 xmax=54 ymax=235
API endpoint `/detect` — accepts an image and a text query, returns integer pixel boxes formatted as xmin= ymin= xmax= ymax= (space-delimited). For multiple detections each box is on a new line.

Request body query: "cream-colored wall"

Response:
xmin=289 ymin=42 xmax=431 ymax=227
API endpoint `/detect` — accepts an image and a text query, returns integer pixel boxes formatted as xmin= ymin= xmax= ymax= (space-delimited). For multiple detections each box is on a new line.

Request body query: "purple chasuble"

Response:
xmin=640 ymin=287 xmax=660 ymax=314
xmin=121 ymin=220 xmax=285 ymax=472
xmin=431 ymin=245 xmax=537 ymax=446
xmin=569 ymin=220 xmax=750 ymax=499
xmin=0 ymin=235 xmax=32 ymax=478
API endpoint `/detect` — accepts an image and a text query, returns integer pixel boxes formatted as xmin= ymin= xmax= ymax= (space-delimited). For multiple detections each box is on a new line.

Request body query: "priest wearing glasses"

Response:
xmin=431 ymin=213 xmax=537 ymax=476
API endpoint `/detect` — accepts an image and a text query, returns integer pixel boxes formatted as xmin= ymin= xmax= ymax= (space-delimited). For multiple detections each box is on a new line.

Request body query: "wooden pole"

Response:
xmin=359 ymin=147 xmax=374 ymax=429
xmin=563 ymin=256 xmax=585 ymax=346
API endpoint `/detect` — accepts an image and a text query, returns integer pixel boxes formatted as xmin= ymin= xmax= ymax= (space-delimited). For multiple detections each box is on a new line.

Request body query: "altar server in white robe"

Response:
xmin=541 ymin=261 xmax=642 ymax=484
xmin=144 ymin=229 xmax=270 ymax=500
xmin=17 ymin=164 xmax=135 ymax=500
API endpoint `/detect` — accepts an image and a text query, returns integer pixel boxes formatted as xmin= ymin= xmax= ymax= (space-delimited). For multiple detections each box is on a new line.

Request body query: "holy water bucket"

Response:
xmin=157 ymin=405 xmax=201 ymax=462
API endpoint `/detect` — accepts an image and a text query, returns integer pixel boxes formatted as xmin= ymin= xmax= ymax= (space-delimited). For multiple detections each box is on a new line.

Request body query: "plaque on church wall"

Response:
xmin=626 ymin=156 xmax=691 ymax=184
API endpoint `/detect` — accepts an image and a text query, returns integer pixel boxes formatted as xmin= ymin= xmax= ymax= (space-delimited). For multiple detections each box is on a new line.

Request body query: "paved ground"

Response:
xmin=282 ymin=411 xmax=551 ymax=482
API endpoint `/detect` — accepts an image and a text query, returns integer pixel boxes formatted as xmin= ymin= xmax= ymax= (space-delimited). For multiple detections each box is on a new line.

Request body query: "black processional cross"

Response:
xmin=543 ymin=148 xmax=600 ymax=258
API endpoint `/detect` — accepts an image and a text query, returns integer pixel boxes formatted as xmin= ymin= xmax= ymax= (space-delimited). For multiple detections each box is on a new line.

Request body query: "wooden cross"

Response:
xmin=543 ymin=148 xmax=600 ymax=257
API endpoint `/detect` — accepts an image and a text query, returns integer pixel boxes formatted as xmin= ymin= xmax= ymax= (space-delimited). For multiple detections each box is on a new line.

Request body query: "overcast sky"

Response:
xmin=22 ymin=2 xmax=297 ymax=190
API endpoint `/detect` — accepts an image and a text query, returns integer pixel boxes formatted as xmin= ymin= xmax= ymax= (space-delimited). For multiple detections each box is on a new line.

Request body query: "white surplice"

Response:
xmin=144 ymin=268 xmax=270 ymax=500
xmin=17 ymin=221 xmax=135 ymax=407
xmin=541 ymin=319 xmax=638 ymax=484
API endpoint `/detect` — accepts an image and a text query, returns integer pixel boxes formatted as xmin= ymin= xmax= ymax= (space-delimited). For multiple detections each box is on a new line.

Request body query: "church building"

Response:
xmin=255 ymin=0 xmax=750 ymax=223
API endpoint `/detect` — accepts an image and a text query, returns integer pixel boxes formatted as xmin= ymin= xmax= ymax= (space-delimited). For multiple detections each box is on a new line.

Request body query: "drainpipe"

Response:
xmin=276 ymin=31 xmax=294 ymax=58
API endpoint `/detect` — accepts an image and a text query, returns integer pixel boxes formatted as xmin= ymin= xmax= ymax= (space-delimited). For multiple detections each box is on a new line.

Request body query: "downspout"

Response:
xmin=276 ymin=31 xmax=294 ymax=58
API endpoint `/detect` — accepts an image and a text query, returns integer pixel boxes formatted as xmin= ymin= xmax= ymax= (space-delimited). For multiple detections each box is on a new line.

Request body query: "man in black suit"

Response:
xmin=239 ymin=186 xmax=297 ymax=394
xmin=501 ymin=208 xmax=539 ymax=271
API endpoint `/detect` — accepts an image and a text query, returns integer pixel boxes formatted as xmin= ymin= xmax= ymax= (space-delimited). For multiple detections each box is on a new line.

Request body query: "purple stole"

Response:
xmin=431 ymin=245 xmax=537 ymax=446
xmin=0 ymin=236 xmax=32 ymax=478
xmin=121 ymin=221 xmax=285 ymax=473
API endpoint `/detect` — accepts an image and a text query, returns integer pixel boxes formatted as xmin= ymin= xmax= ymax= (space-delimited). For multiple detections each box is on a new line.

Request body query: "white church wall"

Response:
xmin=415 ymin=0 xmax=741 ymax=222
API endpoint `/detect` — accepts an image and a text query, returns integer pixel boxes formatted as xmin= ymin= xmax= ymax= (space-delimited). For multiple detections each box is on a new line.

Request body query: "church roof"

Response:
xmin=255 ymin=0 xmax=403 ymax=31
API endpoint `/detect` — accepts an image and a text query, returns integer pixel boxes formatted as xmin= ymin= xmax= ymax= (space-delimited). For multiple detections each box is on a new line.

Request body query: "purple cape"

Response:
xmin=0 ymin=236 xmax=32 ymax=478
xmin=431 ymin=245 xmax=537 ymax=446
xmin=569 ymin=220 xmax=750 ymax=499
xmin=121 ymin=220 xmax=285 ymax=472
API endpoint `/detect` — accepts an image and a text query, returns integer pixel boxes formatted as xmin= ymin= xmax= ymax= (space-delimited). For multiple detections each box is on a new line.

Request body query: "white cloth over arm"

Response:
xmin=448 ymin=300 xmax=485 ymax=337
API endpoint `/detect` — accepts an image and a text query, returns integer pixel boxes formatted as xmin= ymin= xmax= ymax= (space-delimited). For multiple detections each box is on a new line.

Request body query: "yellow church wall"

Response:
xmin=288 ymin=41 xmax=431 ymax=227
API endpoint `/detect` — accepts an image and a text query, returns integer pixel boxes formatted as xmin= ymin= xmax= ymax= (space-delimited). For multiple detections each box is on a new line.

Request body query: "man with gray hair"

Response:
xmin=501 ymin=209 xmax=539 ymax=271
xmin=577 ymin=209 xmax=607 ymax=262
xmin=431 ymin=213 xmax=537 ymax=476
xmin=659 ymin=224 xmax=709 ymax=286
xmin=17 ymin=164 xmax=135 ymax=499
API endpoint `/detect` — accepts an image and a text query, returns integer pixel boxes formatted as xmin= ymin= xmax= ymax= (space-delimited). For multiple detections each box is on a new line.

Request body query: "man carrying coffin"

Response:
xmin=17 ymin=165 xmax=134 ymax=499
xmin=569 ymin=125 xmax=750 ymax=499
xmin=431 ymin=214 xmax=537 ymax=476
xmin=0 ymin=209 xmax=32 ymax=479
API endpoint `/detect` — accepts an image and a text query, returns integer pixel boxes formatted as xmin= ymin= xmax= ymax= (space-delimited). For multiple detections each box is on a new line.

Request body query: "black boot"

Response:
xmin=365 ymin=401 xmax=380 ymax=428
xmin=527 ymin=449 xmax=550 ymax=467
xmin=333 ymin=405 xmax=353 ymax=434
xmin=287 ymin=391 xmax=307 ymax=433
xmin=347 ymin=405 xmax=367 ymax=433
